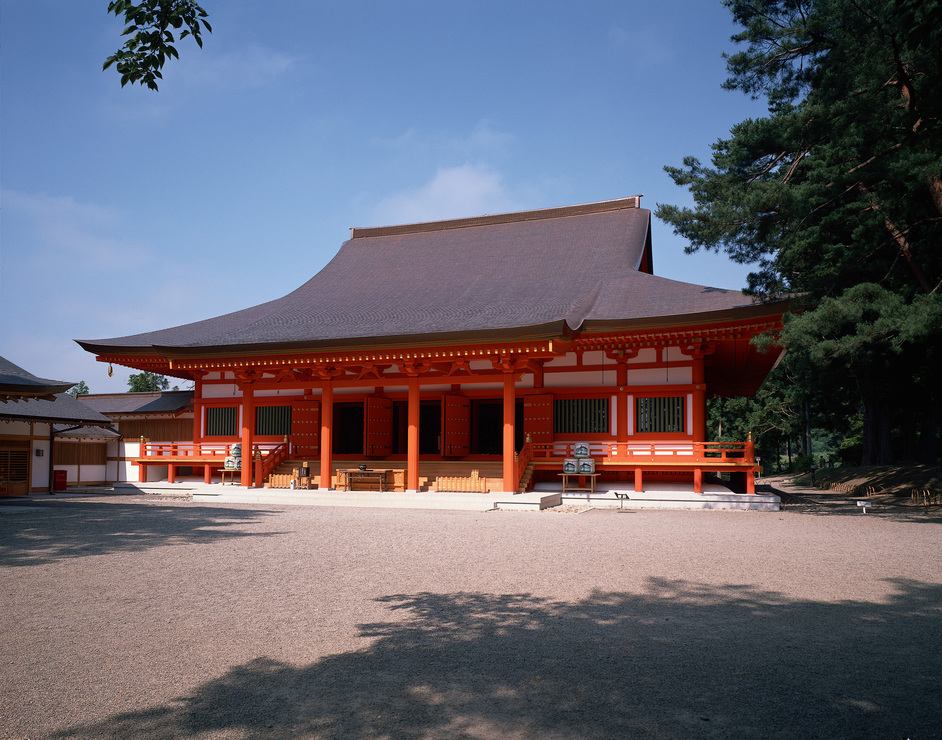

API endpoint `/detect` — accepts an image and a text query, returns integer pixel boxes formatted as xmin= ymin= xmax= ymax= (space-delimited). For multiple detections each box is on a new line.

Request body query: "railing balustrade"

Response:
xmin=529 ymin=440 xmax=754 ymax=464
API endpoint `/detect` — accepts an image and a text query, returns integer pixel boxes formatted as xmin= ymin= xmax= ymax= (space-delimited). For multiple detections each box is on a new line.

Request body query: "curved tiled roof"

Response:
xmin=77 ymin=198 xmax=780 ymax=357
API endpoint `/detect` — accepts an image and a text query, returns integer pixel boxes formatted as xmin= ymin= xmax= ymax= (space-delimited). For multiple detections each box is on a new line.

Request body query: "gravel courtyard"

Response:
xmin=2 ymin=493 xmax=940 ymax=739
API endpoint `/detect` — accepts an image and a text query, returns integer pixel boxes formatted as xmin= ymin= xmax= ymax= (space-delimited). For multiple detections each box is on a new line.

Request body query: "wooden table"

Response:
xmin=219 ymin=468 xmax=240 ymax=485
xmin=559 ymin=472 xmax=599 ymax=493
xmin=339 ymin=469 xmax=392 ymax=491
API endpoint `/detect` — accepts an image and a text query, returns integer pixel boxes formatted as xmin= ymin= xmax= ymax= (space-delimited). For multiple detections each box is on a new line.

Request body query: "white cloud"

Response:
xmin=608 ymin=24 xmax=677 ymax=68
xmin=171 ymin=42 xmax=302 ymax=91
xmin=372 ymin=120 xmax=516 ymax=160
xmin=1 ymin=189 xmax=153 ymax=270
xmin=369 ymin=164 xmax=524 ymax=226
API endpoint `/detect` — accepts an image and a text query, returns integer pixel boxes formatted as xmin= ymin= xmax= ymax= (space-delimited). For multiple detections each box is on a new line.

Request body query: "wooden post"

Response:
xmin=634 ymin=467 xmax=643 ymax=493
xmin=692 ymin=355 xmax=707 ymax=443
xmin=617 ymin=359 xmax=629 ymax=481
xmin=320 ymin=381 xmax=333 ymax=489
xmin=192 ymin=376 xmax=203 ymax=449
xmin=240 ymin=384 xmax=255 ymax=487
xmin=407 ymin=376 xmax=420 ymax=492
xmin=502 ymin=371 xmax=516 ymax=492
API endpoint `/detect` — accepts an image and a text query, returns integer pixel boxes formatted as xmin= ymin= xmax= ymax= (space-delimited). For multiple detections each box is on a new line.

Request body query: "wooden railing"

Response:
xmin=138 ymin=441 xmax=284 ymax=459
xmin=139 ymin=442 xmax=232 ymax=458
xmin=254 ymin=442 xmax=289 ymax=487
xmin=514 ymin=441 xmax=535 ymax=493
xmin=529 ymin=440 xmax=755 ymax=465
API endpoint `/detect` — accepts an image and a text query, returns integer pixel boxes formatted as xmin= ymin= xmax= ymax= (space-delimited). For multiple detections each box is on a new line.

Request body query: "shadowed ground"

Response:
xmin=1 ymin=493 xmax=939 ymax=739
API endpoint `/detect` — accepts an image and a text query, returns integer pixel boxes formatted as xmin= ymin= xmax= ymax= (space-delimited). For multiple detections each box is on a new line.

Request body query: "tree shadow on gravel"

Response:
xmin=758 ymin=483 xmax=942 ymax=523
xmin=47 ymin=578 xmax=942 ymax=739
xmin=0 ymin=502 xmax=282 ymax=566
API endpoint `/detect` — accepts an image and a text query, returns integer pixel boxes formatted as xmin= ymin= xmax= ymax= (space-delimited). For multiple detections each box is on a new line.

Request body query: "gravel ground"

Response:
xmin=1 ymin=486 xmax=940 ymax=739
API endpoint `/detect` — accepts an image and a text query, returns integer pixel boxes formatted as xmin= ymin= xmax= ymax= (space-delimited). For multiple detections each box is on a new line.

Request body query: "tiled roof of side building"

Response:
xmin=76 ymin=198 xmax=784 ymax=356
xmin=0 ymin=355 xmax=75 ymax=401
xmin=0 ymin=392 xmax=112 ymax=425
xmin=77 ymin=390 xmax=194 ymax=415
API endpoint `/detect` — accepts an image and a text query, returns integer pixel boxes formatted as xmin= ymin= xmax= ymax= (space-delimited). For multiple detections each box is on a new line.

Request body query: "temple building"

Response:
xmin=77 ymin=197 xmax=788 ymax=497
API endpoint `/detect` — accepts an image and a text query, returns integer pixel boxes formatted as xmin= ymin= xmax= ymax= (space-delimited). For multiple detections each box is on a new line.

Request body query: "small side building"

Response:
xmin=0 ymin=356 xmax=114 ymax=494
xmin=77 ymin=391 xmax=194 ymax=483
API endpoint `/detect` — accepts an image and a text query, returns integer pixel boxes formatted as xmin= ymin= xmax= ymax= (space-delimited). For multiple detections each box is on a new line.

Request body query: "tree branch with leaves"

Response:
xmin=104 ymin=0 xmax=211 ymax=90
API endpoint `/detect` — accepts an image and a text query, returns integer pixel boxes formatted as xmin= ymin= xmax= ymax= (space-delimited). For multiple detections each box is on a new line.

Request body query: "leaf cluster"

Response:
xmin=657 ymin=0 xmax=942 ymax=300
xmin=103 ymin=0 xmax=212 ymax=90
xmin=127 ymin=371 xmax=170 ymax=392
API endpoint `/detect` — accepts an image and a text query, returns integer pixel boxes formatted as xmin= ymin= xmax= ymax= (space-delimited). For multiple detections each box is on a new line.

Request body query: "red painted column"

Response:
xmin=616 ymin=359 xmax=629 ymax=480
xmin=407 ymin=376 xmax=420 ymax=492
xmin=192 ymin=377 xmax=203 ymax=450
xmin=634 ymin=467 xmax=643 ymax=493
xmin=502 ymin=371 xmax=516 ymax=492
xmin=319 ymin=381 xmax=334 ymax=489
xmin=692 ymin=355 xmax=707 ymax=443
xmin=240 ymin=384 xmax=255 ymax=487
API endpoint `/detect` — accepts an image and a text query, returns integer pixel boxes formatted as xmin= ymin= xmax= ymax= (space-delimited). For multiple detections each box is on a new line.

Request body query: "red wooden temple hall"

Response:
xmin=77 ymin=197 xmax=789 ymax=494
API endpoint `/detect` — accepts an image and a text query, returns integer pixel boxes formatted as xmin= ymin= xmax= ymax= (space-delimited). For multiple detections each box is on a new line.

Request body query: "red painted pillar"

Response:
xmin=692 ymin=356 xmax=707 ymax=443
xmin=634 ymin=467 xmax=643 ymax=493
xmin=407 ymin=376 xmax=420 ymax=492
xmin=502 ymin=371 xmax=516 ymax=492
xmin=168 ymin=463 xmax=176 ymax=484
xmin=319 ymin=381 xmax=333 ymax=489
xmin=192 ymin=377 xmax=203 ymax=449
xmin=240 ymin=384 xmax=255 ymax=487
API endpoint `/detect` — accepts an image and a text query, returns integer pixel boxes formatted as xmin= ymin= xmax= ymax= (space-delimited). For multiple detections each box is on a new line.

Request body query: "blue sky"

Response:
xmin=1 ymin=1 xmax=767 ymax=393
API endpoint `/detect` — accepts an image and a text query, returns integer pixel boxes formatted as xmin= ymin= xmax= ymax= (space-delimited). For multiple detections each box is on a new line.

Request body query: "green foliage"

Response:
xmin=658 ymin=0 xmax=941 ymax=298
xmin=127 ymin=371 xmax=170 ymax=392
xmin=104 ymin=0 xmax=212 ymax=90
xmin=67 ymin=380 xmax=90 ymax=397
xmin=659 ymin=0 xmax=942 ymax=464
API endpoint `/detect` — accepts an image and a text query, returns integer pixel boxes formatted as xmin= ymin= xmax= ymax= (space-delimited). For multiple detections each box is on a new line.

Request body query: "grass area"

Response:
xmin=794 ymin=464 xmax=942 ymax=496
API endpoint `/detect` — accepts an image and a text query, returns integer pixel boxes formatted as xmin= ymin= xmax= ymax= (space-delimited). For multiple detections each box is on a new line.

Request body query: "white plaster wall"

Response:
xmin=457 ymin=383 xmax=503 ymax=392
xmin=545 ymin=370 xmax=617 ymax=388
xmin=545 ymin=353 xmax=577 ymax=368
xmin=77 ymin=464 xmax=107 ymax=483
xmin=3 ymin=420 xmax=32 ymax=435
xmin=31 ymin=440 xmax=51 ymax=490
xmin=625 ymin=367 xmax=692 ymax=386
xmin=628 ymin=348 xmax=658 ymax=364
xmin=202 ymin=383 xmax=241 ymax=398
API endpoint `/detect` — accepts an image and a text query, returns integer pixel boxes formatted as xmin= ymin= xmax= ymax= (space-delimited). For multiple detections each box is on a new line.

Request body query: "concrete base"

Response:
xmin=113 ymin=479 xmax=778 ymax=512
xmin=552 ymin=481 xmax=780 ymax=511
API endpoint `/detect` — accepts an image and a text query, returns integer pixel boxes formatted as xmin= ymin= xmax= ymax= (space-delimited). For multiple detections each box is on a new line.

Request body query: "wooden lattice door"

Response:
xmin=364 ymin=396 xmax=393 ymax=457
xmin=441 ymin=394 xmax=471 ymax=457
xmin=290 ymin=401 xmax=320 ymax=457
xmin=523 ymin=394 xmax=554 ymax=444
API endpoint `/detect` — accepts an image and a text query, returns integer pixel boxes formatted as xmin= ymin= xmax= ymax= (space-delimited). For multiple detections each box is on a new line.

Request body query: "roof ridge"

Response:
xmin=350 ymin=196 xmax=643 ymax=239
